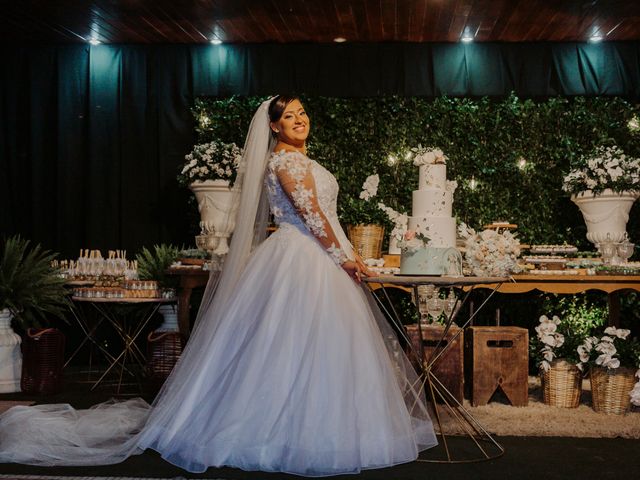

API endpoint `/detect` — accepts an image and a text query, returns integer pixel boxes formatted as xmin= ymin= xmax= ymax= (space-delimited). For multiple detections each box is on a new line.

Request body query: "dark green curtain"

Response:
xmin=2 ymin=42 xmax=640 ymax=255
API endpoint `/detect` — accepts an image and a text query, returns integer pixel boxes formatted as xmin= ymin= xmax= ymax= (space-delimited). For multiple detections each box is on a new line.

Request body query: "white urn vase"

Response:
xmin=388 ymin=234 xmax=401 ymax=255
xmin=0 ymin=308 xmax=22 ymax=393
xmin=189 ymin=179 xmax=240 ymax=255
xmin=157 ymin=304 xmax=179 ymax=332
xmin=571 ymin=189 xmax=639 ymax=245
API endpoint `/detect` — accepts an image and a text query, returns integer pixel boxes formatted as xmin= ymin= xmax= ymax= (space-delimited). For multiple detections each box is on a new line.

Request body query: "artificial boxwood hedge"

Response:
xmin=192 ymin=94 xmax=639 ymax=250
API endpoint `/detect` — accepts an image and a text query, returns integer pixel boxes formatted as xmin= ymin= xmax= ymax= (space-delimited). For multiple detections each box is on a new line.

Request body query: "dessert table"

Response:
xmin=364 ymin=275 xmax=508 ymax=463
xmin=68 ymin=296 xmax=176 ymax=393
xmin=368 ymin=273 xmax=640 ymax=326
xmin=472 ymin=273 xmax=640 ymax=327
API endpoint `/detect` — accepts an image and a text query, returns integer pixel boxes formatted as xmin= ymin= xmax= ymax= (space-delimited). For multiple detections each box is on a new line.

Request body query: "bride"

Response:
xmin=0 ymin=96 xmax=437 ymax=476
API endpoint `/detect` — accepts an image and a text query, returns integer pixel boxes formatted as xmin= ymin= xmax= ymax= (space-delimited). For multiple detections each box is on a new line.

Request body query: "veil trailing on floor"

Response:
xmin=0 ymin=98 xmax=434 ymax=469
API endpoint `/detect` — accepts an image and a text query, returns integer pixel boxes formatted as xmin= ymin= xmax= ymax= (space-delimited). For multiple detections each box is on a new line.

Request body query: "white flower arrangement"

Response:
xmin=576 ymin=326 xmax=640 ymax=406
xmin=562 ymin=145 xmax=640 ymax=195
xmin=577 ymin=327 xmax=631 ymax=370
xmin=359 ymin=174 xmax=380 ymax=201
xmin=377 ymin=202 xmax=408 ymax=241
xmin=457 ymin=223 xmax=521 ymax=277
xmin=412 ymin=146 xmax=448 ymax=166
xmin=628 ymin=116 xmax=640 ymax=134
xmin=631 ymin=371 xmax=640 ymax=406
xmin=177 ymin=141 xmax=243 ymax=187
xmin=535 ymin=315 xmax=565 ymax=372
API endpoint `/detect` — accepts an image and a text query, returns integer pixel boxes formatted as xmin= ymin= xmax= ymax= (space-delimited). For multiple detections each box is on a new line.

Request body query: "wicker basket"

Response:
xmin=540 ymin=359 xmax=582 ymax=408
xmin=590 ymin=366 xmax=636 ymax=415
xmin=20 ymin=328 xmax=66 ymax=395
xmin=147 ymin=331 xmax=184 ymax=391
xmin=347 ymin=224 xmax=385 ymax=259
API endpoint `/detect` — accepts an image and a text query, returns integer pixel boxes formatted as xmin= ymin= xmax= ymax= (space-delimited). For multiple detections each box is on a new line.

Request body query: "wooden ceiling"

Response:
xmin=2 ymin=0 xmax=639 ymax=44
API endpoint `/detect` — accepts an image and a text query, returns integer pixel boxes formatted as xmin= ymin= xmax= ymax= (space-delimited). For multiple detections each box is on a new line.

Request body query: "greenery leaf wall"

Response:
xmin=192 ymin=94 xmax=640 ymax=249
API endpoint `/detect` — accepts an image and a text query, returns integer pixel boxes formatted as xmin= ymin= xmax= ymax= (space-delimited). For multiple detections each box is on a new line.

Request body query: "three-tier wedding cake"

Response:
xmin=400 ymin=148 xmax=461 ymax=275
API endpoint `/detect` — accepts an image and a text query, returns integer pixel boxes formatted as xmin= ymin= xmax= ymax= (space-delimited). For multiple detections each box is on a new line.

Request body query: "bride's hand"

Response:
xmin=353 ymin=254 xmax=376 ymax=277
xmin=341 ymin=259 xmax=372 ymax=283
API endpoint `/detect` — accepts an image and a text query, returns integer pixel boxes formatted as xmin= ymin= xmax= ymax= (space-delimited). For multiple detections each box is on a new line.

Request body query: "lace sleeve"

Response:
xmin=272 ymin=152 xmax=348 ymax=266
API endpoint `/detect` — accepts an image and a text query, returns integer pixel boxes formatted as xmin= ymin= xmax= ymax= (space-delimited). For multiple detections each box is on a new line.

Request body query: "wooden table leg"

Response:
xmin=608 ymin=291 xmax=621 ymax=327
xmin=178 ymin=285 xmax=193 ymax=338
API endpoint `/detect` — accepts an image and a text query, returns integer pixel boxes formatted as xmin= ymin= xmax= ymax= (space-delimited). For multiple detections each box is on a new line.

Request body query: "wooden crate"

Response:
xmin=466 ymin=326 xmax=529 ymax=407
xmin=405 ymin=324 xmax=464 ymax=403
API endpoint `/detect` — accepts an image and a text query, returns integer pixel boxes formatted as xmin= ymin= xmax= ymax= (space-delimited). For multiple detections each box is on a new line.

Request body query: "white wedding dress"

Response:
xmin=0 ymin=150 xmax=436 ymax=476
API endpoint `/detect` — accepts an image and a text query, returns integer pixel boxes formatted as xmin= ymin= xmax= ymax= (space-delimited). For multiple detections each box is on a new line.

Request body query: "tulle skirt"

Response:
xmin=0 ymin=224 xmax=436 ymax=476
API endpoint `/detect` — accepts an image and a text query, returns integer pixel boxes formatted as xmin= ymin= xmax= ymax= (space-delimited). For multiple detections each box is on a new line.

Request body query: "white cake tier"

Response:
xmin=418 ymin=164 xmax=447 ymax=190
xmin=412 ymin=188 xmax=452 ymax=217
xmin=408 ymin=216 xmax=457 ymax=248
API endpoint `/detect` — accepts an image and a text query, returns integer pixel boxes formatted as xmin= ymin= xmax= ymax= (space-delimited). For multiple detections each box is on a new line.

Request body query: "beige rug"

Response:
xmin=0 ymin=400 xmax=34 ymax=414
xmin=437 ymin=377 xmax=640 ymax=438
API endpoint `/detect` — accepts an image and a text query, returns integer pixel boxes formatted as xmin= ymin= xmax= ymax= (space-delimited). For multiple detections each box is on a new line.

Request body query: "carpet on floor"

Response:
xmin=0 ymin=401 xmax=34 ymax=414
xmin=437 ymin=376 xmax=640 ymax=438
xmin=0 ymin=476 xmax=227 ymax=480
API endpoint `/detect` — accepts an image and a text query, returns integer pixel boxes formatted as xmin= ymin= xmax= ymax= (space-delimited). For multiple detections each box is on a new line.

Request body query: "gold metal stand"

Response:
xmin=365 ymin=275 xmax=507 ymax=463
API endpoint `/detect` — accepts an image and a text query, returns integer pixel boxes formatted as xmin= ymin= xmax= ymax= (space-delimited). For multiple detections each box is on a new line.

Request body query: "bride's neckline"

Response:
xmin=272 ymin=148 xmax=308 ymax=157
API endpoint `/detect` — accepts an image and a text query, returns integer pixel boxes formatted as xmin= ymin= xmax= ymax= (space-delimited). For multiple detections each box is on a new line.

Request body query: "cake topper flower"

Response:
xmin=412 ymin=146 xmax=448 ymax=166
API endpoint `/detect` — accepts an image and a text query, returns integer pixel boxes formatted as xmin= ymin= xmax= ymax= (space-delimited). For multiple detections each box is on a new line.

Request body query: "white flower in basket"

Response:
xmin=457 ymin=222 xmax=521 ymax=277
xmin=576 ymin=326 xmax=640 ymax=406
xmin=359 ymin=174 xmax=380 ymax=201
xmin=535 ymin=315 xmax=566 ymax=371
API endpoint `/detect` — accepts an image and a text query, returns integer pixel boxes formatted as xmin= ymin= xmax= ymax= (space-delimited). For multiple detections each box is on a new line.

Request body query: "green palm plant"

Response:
xmin=135 ymin=244 xmax=180 ymax=289
xmin=0 ymin=235 xmax=70 ymax=328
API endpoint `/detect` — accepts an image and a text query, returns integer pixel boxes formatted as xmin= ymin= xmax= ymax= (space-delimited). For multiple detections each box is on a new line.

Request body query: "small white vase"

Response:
xmin=388 ymin=234 xmax=401 ymax=255
xmin=157 ymin=304 xmax=179 ymax=332
xmin=571 ymin=189 xmax=639 ymax=245
xmin=0 ymin=308 xmax=22 ymax=393
xmin=189 ymin=179 xmax=240 ymax=255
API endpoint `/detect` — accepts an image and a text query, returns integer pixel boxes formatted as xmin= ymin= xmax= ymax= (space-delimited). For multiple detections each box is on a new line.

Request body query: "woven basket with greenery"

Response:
xmin=541 ymin=359 xmax=582 ymax=408
xmin=590 ymin=366 xmax=636 ymax=415
xmin=347 ymin=224 xmax=384 ymax=259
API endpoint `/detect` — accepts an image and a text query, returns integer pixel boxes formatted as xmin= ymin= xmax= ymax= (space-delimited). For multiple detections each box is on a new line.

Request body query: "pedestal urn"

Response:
xmin=0 ymin=308 xmax=22 ymax=393
xmin=571 ymin=189 xmax=639 ymax=245
xmin=189 ymin=179 xmax=240 ymax=255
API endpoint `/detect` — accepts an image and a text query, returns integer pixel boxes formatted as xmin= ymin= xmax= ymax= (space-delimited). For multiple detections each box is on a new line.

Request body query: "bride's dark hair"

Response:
xmin=268 ymin=95 xmax=301 ymax=123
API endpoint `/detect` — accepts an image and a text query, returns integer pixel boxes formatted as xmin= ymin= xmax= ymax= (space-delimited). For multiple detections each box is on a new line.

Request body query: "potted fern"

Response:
xmin=135 ymin=244 xmax=180 ymax=331
xmin=0 ymin=236 xmax=69 ymax=393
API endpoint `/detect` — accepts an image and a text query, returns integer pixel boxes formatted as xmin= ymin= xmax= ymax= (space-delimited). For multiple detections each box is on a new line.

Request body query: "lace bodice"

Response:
xmin=265 ymin=150 xmax=352 ymax=264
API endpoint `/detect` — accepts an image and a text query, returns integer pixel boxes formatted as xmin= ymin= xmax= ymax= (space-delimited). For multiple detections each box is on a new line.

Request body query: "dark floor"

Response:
xmin=2 ymin=377 xmax=640 ymax=480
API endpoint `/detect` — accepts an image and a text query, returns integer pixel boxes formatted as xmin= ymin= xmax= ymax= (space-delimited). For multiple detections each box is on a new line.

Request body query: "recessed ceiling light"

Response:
xmin=461 ymin=35 xmax=474 ymax=43
xmin=210 ymin=38 xmax=223 ymax=45
xmin=333 ymin=37 xmax=347 ymax=43
xmin=88 ymin=38 xmax=101 ymax=45
xmin=589 ymin=35 xmax=603 ymax=43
